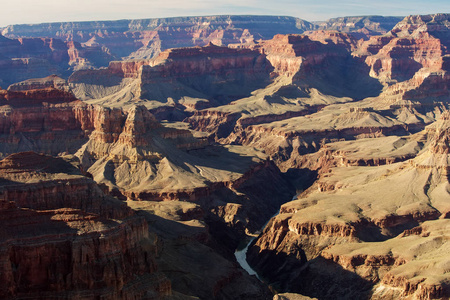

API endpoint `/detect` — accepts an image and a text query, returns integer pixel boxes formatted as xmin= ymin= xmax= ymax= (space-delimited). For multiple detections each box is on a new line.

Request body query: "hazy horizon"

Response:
xmin=2 ymin=0 xmax=450 ymax=27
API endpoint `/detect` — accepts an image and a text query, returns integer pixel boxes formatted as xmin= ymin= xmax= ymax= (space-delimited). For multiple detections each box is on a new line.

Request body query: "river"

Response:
xmin=234 ymin=234 xmax=261 ymax=278
xmin=234 ymin=210 xmax=281 ymax=280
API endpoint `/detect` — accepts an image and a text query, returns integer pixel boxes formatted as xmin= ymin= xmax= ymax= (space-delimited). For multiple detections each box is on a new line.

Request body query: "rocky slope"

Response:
xmin=237 ymin=15 xmax=450 ymax=299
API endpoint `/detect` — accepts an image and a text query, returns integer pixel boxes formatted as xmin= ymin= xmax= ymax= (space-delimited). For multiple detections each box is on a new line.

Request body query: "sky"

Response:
xmin=2 ymin=0 xmax=450 ymax=27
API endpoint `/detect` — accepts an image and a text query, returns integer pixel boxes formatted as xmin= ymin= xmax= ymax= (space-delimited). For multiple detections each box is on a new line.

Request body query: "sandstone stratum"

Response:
xmin=0 ymin=13 xmax=449 ymax=300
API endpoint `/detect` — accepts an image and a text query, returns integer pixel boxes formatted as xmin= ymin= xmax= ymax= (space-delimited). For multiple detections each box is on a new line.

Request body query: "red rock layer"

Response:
xmin=108 ymin=59 xmax=152 ymax=78
xmin=140 ymin=43 xmax=271 ymax=84
xmin=0 ymin=88 xmax=77 ymax=106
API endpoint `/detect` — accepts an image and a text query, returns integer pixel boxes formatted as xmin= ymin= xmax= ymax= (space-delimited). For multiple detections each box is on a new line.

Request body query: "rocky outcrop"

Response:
xmin=0 ymin=75 xmax=77 ymax=107
xmin=390 ymin=14 xmax=450 ymax=48
xmin=66 ymin=40 xmax=116 ymax=70
xmin=0 ymin=88 xmax=208 ymax=161
xmin=0 ymin=88 xmax=77 ymax=107
xmin=249 ymin=33 xmax=355 ymax=78
xmin=7 ymin=74 xmax=70 ymax=91
xmin=306 ymin=30 xmax=359 ymax=51
xmin=108 ymin=60 xmax=152 ymax=78
xmin=0 ymin=152 xmax=171 ymax=299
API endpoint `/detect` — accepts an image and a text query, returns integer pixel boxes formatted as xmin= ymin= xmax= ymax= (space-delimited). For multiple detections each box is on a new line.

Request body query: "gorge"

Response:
xmin=0 ymin=12 xmax=449 ymax=300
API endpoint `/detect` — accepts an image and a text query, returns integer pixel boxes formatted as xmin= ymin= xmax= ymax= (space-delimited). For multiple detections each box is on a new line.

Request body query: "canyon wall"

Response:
xmin=0 ymin=151 xmax=171 ymax=299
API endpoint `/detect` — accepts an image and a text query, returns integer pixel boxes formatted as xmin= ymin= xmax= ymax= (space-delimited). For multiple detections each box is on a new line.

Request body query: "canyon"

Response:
xmin=0 ymin=13 xmax=449 ymax=300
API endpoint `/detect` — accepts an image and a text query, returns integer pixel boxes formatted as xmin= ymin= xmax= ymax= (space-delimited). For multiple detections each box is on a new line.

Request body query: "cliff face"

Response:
xmin=252 ymin=33 xmax=382 ymax=100
xmin=362 ymin=33 xmax=444 ymax=83
xmin=141 ymin=44 xmax=272 ymax=104
xmin=0 ymin=152 xmax=171 ymax=299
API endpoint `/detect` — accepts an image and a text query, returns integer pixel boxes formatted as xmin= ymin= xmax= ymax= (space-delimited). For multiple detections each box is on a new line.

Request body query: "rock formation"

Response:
xmin=0 ymin=151 xmax=171 ymax=299
xmin=0 ymin=14 xmax=400 ymax=90
xmin=68 ymin=43 xmax=273 ymax=113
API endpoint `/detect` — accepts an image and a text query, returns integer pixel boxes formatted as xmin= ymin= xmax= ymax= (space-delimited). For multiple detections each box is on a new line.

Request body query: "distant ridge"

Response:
xmin=1 ymin=15 xmax=314 ymax=39
xmin=313 ymin=15 xmax=403 ymax=34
